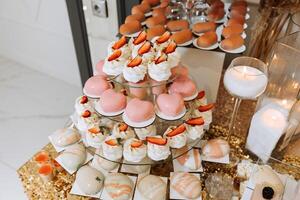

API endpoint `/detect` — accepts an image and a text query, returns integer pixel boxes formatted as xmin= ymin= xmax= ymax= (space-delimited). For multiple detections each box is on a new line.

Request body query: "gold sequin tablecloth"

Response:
xmin=17 ymin=72 xmax=300 ymax=200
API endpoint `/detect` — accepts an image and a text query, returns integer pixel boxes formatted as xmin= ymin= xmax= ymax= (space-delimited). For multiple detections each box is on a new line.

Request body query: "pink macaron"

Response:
xmin=98 ymin=89 xmax=127 ymax=113
xmin=125 ymin=98 xmax=155 ymax=122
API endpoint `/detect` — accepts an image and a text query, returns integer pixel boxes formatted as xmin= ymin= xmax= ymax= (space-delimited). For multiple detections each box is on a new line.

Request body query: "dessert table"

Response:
xmin=17 ymin=2 xmax=300 ymax=200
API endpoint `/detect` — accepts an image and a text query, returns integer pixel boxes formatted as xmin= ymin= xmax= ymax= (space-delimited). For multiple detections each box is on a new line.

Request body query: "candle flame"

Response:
xmin=282 ymin=100 xmax=287 ymax=105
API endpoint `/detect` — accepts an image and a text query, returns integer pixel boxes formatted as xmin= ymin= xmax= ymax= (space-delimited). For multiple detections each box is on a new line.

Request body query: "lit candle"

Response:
xmin=223 ymin=66 xmax=268 ymax=99
xmin=246 ymin=103 xmax=288 ymax=162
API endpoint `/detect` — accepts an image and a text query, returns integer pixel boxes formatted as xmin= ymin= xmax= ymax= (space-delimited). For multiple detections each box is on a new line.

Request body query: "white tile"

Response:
xmin=0 ymin=57 xmax=81 ymax=169
xmin=0 ymin=162 xmax=27 ymax=200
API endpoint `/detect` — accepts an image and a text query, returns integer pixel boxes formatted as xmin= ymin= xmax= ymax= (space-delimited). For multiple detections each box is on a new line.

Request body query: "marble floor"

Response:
xmin=0 ymin=56 xmax=81 ymax=199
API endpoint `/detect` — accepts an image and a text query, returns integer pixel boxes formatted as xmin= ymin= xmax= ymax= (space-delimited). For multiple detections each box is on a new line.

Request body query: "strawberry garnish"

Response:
xmin=146 ymin=137 xmax=168 ymax=145
xmin=80 ymin=95 xmax=88 ymax=104
xmin=198 ymin=103 xmax=214 ymax=112
xmin=138 ymin=41 xmax=151 ymax=55
xmin=163 ymin=40 xmax=177 ymax=54
xmin=127 ymin=56 xmax=142 ymax=67
xmin=186 ymin=117 xmax=204 ymax=126
xmin=112 ymin=36 xmax=127 ymax=50
xmin=88 ymin=127 xmax=100 ymax=134
xmin=155 ymin=53 xmax=167 ymax=64
xmin=131 ymin=140 xmax=143 ymax=148
xmin=166 ymin=124 xmax=186 ymax=137
xmin=105 ymin=139 xmax=118 ymax=146
xmin=81 ymin=110 xmax=91 ymax=118
xmin=108 ymin=49 xmax=122 ymax=61
xmin=197 ymin=91 xmax=205 ymax=99
xmin=156 ymin=31 xmax=171 ymax=44
xmin=133 ymin=30 xmax=147 ymax=45
xmin=119 ymin=123 xmax=128 ymax=132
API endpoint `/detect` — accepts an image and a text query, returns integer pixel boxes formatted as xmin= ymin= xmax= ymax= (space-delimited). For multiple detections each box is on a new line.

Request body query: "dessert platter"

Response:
xmin=119 ymin=0 xmax=249 ymax=53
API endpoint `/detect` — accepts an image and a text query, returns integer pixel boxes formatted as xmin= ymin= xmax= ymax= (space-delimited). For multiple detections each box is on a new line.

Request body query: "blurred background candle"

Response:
xmin=246 ymin=103 xmax=288 ymax=162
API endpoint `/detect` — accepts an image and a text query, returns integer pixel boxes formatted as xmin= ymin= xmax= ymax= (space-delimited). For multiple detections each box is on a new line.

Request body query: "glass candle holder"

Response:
xmin=223 ymin=57 xmax=268 ymax=142
xmin=246 ymin=32 xmax=300 ymax=162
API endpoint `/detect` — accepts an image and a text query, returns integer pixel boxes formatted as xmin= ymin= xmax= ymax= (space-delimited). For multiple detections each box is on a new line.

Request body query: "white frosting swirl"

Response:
xmin=185 ymin=124 xmax=204 ymax=140
xmin=112 ymin=123 xmax=135 ymax=140
xmin=163 ymin=126 xmax=187 ymax=148
xmin=134 ymin=125 xmax=157 ymax=140
xmin=123 ymin=138 xmax=147 ymax=162
xmin=103 ymin=58 xmax=125 ymax=76
xmin=147 ymin=136 xmax=170 ymax=161
xmin=167 ymin=51 xmax=181 ymax=68
xmin=74 ymin=96 xmax=94 ymax=115
xmin=85 ymin=127 xmax=109 ymax=148
xmin=102 ymin=136 xmax=123 ymax=161
xmin=123 ymin=63 xmax=147 ymax=83
xmin=148 ymin=61 xmax=171 ymax=81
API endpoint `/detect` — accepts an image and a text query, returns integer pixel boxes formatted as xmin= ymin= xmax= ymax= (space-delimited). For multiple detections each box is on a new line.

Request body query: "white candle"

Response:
xmin=246 ymin=103 xmax=288 ymax=162
xmin=223 ymin=66 xmax=268 ymax=99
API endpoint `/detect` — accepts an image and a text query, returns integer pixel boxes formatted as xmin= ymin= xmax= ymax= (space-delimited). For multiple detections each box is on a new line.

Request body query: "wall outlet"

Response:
xmin=91 ymin=0 xmax=108 ymax=18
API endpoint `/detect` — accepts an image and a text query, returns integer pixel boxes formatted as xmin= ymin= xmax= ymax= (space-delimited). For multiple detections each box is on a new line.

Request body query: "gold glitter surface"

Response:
xmin=18 ymin=71 xmax=300 ymax=200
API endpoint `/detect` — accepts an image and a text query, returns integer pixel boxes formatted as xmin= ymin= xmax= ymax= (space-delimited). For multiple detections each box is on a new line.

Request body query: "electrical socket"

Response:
xmin=91 ymin=0 xmax=108 ymax=18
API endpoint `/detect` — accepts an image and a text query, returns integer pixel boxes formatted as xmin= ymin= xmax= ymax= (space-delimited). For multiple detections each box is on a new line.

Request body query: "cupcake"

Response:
xmin=123 ymin=56 xmax=147 ymax=83
xmin=134 ymin=125 xmax=156 ymax=140
xmin=123 ymin=138 xmax=147 ymax=162
xmin=83 ymin=75 xmax=111 ymax=98
xmin=75 ymin=95 xmax=94 ymax=115
xmin=184 ymin=117 xmax=205 ymax=140
xmin=96 ymin=89 xmax=127 ymax=115
xmin=77 ymin=110 xmax=100 ymax=132
xmin=153 ymin=31 xmax=172 ymax=52
xmin=107 ymin=36 xmax=131 ymax=58
xmin=168 ymin=76 xmax=197 ymax=99
xmin=124 ymin=98 xmax=155 ymax=123
xmin=112 ymin=123 xmax=135 ymax=141
xmin=146 ymin=136 xmax=170 ymax=161
xmin=103 ymin=49 xmax=127 ymax=76
xmin=163 ymin=124 xmax=187 ymax=148
xmin=85 ymin=126 xmax=109 ymax=148
xmin=128 ymin=30 xmax=147 ymax=52
xmin=102 ymin=136 xmax=123 ymax=161
xmin=132 ymin=41 xmax=156 ymax=64
xmin=148 ymin=53 xmax=171 ymax=82
xmin=156 ymin=93 xmax=185 ymax=117
xmin=193 ymin=104 xmax=214 ymax=127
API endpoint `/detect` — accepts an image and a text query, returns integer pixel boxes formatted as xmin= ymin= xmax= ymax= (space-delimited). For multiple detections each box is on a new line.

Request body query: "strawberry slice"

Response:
xmin=198 ymin=103 xmax=214 ymax=112
xmin=127 ymin=56 xmax=142 ymax=67
xmin=196 ymin=91 xmax=205 ymax=99
xmin=146 ymin=137 xmax=168 ymax=145
xmin=105 ymin=139 xmax=118 ymax=146
xmin=186 ymin=117 xmax=204 ymax=126
xmin=119 ymin=123 xmax=128 ymax=132
xmin=112 ymin=36 xmax=127 ymax=50
xmin=131 ymin=140 xmax=143 ymax=148
xmin=81 ymin=110 xmax=91 ymax=118
xmin=88 ymin=127 xmax=100 ymax=134
xmin=166 ymin=124 xmax=186 ymax=137
xmin=138 ymin=41 xmax=151 ymax=55
xmin=133 ymin=30 xmax=147 ymax=45
xmin=155 ymin=53 xmax=167 ymax=64
xmin=156 ymin=31 xmax=171 ymax=44
xmin=108 ymin=50 xmax=122 ymax=61
xmin=80 ymin=95 xmax=88 ymax=104
xmin=163 ymin=40 xmax=177 ymax=54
